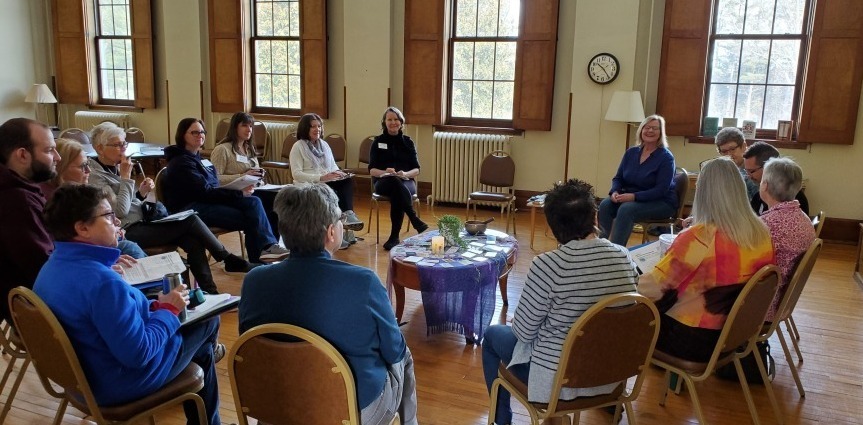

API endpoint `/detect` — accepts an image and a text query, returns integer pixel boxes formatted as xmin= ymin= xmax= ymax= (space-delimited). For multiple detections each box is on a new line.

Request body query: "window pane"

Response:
xmin=739 ymin=40 xmax=770 ymax=84
xmin=453 ymin=42 xmax=475 ymax=80
xmin=256 ymin=2 xmax=274 ymax=36
xmin=710 ymin=40 xmax=741 ymax=83
xmin=114 ymin=6 xmax=130 ymax=35
xmin=763 ymin=85 xmax=794 ymax=129
xmin=498 ymin=0 xmax=519 ymax=37
xmin=495 ymin=42 xmax=516 ymax=80
xmin=287 ymin=40 xmax=300 ymax=74
xmin=735 ymin=84 xmax=766 ymax=125
xmin=271 ymin=40 xmax=288 ymax=74
xmin=472 ymin=81 xmax=493 ymax=118
xmin=456 ymin=0 xmax=477 ymax=37
xmin=289 ymin=1 xmax=300 ymax=37
xmin=256 ymin=40 xmax=273 ymax=73
xmin=715 ymin=0 xmax=745 ymax=34
xmin=101 ymin=70 xmax=115 ymax=98
xmin=707 ymin=83 xmax=737 ymax=118
xmin=257 ymin=74 xmax=272 ymax=106
xmin=492 ymin=81 xmax=513 ymax=119
xmin=767 ymin=40 xmax=800 ymax=84
xmin=473 ymin=42 xmax=495 ymax=81
xmin=451 ymin=80 xmax=473 ymax=118
xmin=743 ymin=0 xmax=775 ymax=35
xmin=289 ymin=75 xmax=301 ymax=109
xmin=273 ymin=2 xmax=291 ymax=36
xmin=774 ymin=0 xmax=805 ymax=34
xmin=99 ymin=4 xmax=115 ymax=35
xmin=272 ymin=74 xmax=288 ymax=107
xmin=476 ymin=0 xmax=498 ymax=37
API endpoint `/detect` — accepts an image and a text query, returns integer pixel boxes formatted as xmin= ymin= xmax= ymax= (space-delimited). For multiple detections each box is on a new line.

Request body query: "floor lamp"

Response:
xmin=25 ymin=84 xmax=58 ymax=128
xmin=604 ymin=91 xmax=645 ymax=152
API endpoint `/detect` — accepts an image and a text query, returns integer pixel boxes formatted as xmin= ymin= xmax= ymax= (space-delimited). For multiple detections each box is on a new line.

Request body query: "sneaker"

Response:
xmin=343 ymin=210 xmax=364 ymax=231
xmin=223 ymin=254 xmax=253 ymax=273
xmin=259 ymin=244 xmax=290 ymax=262
xmin=213 ymin=343 xmax=226 ymax=363
xmin=339 ymin=239 xmax=351 ymax=250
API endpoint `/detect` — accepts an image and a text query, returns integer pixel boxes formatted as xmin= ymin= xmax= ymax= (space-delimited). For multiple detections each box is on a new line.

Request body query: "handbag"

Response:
xmin=141 ymin=201 xmax=170 ymax=222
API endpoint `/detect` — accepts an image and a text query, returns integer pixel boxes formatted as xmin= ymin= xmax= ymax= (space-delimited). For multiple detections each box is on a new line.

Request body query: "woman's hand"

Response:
xmin=320 ymin=171 xmax=346 ymax=182
xmin=158 ymin=284 xmax=189 ymax=312
xmin=612 ymin=192 xmax=635 ymax=203
xmin=118 ymin=155 xmax=134 ymax=180
xmin=242 ymin=185 xmax=255 ymax=197
xmin=245 ymin=168 xmax=264 ymax=177
xmin=138 ymin=177 xmax=155 ymax=197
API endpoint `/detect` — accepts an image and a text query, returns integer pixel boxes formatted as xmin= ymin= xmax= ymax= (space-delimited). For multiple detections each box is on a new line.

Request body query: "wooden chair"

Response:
xmin=154 ymin=167 xmax=246 ymax=259
xmin=634 ymin=168 xmax=690 ymax=243
xmin=8 ymin=287 xmax=207 ymax=425
xmin=59 ymin=128 xmax=91 ymax=145
xmin=324 ymin=133 xmax=347 ymax=168
xmin=124 ymin=127 xmax=145 ymax=142
xmin=228 ymin=323 xmax=364 ymax=425
xmin=785 ymin=211 xmax=825 ymax=342
xmin=759 ymin=238 xmax=823 ymax=398
xmin=651 ymin=265 xmax=784 ymax=425
xmin=488 ymin=293 xmax=661 ymax=425
xmin=0 ymin=321 xmax=29 ymax=422
xmin=344 ymin=135 xmax=375 ymax=179
xmin=260 ymin=132 xmax=298 ymax=185
xmin=466 ymin=150 xmax=517 ymax=235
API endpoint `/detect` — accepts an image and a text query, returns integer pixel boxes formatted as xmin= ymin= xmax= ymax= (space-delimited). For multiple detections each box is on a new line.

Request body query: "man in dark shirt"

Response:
xmin=743 ymin=141 xmax=810 ymax=216
xmin=0 ymin=118 xmax=60 ymax=322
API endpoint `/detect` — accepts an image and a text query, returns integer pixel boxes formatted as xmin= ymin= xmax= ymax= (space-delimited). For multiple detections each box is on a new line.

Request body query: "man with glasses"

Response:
xmin=743 ymin=141 xmax=809 ymax=215
xmin=0 ymin=118 xmax=60 ymax=323
xmin=714 ymin=126 xmax=759 ymax=199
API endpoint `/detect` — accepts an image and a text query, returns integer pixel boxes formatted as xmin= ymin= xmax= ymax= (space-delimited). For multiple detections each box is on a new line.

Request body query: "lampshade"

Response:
xmin=604 ymin=90 xmax=645 ymax=123
xmin=25 ymin=84 xmax=58 ymax=104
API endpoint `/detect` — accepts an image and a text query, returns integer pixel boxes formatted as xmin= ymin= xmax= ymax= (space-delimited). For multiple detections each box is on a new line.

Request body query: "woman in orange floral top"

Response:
xmin=638 ymin=157 xmax=774 ymax=362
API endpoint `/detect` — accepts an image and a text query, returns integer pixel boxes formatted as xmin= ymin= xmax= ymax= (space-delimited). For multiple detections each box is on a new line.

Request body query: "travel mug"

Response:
xmin=162 ymin=273 xmax=188 ymax=321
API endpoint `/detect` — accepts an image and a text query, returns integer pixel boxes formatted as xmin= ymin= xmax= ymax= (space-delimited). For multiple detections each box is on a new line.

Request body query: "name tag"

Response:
xmin=378 ymin=143 xmax=388 ymax=150
xmin=201 ymin=159 xmax=214 ymax=168
xmin=236 ymin=153 xmax=249 ymax=163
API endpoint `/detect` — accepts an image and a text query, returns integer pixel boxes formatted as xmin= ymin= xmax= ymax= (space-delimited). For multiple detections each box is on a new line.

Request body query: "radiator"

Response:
xmin=262 ymin=121 xmax=297 ymax=161
xmin=74 ymin=111 xmax=130 ymax=131
xmin=430 ymin=132 xmax=512 ymax=205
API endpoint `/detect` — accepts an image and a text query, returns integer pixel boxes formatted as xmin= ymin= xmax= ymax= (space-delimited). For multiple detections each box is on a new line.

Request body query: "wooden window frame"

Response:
xmin=250 ymin=0 xmax=303 ymax=116
xmin=94 ymin=0 xmax=135 ymax=107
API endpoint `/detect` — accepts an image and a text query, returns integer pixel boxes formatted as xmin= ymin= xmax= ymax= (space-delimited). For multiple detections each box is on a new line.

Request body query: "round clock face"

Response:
xmin=588 ymin=53 xmax=619 ymax=85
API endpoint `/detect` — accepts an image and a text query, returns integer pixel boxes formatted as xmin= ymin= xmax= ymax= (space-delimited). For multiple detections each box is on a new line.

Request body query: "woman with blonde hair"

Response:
xmin=638 ymin=157 xmax=774 ymax=362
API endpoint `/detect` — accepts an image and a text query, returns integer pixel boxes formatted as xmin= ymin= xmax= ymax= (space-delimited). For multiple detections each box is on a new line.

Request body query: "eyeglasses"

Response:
xmin=189 ymin=130 xmax=207 ymax=136
xmin=105 ymin=142 xmax=129 ymax=149
xmin=643 ymin=125 xmax=661 ymax=132
xmin=718 ymin=144 xmax=741 ymax=155
xmin=744 ymin=166 xmax=763 ymax=175
xmin=92 ymin=210 xmax=117 ymax=222
xmin=76 ymin=162 xmax=90 ymax=172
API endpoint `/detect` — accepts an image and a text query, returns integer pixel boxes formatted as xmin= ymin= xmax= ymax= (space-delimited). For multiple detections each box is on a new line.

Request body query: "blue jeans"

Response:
xmin=118 ymin=240 xmax=147 ymax=259
xmin=166 ymin=317 xmax=221 ymax=425
xmin=482 ymin=325 xmax=529 ymax=425
xmin=191 ymin=197 xmax=277 ymax=263
xmin=598 ymin=197 xmax=675 ymax=246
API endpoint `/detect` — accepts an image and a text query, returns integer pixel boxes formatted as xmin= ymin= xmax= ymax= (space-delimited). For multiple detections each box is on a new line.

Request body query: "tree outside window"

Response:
xmin=95 ymin=0 xmax=135 ymax=105
xmin=253 ymin=0 xmax=301 ymax=112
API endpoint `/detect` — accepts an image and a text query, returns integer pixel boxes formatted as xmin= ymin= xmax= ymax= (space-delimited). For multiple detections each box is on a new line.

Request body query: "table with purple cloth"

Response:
xmin=386 ymin=229 xmax=518 ymax=343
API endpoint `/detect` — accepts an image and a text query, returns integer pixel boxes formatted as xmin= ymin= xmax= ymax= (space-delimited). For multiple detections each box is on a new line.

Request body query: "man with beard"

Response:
xmin=0 ymin=118 xmax=60 ymax=322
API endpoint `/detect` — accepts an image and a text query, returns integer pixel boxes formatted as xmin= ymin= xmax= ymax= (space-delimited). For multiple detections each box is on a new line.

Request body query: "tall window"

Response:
xmin=448 ymin=0 xmax=520 ymax=125
xmin=252 ymin=0 xmax=302 ymax=113
xmin=95 ymin=0 xmax=135 ymax=105
xmin=705 ymin=0 xmax=810 ymax=130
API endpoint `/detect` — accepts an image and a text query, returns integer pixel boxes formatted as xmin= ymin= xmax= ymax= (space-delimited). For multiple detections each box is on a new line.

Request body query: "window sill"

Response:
xmin=87 ymin=105 xmax=144 ymax=113
xmin=685 ymin=136 xmax=810 ymax=151
xmin=432 ymin=124 xmax=524 ymax=136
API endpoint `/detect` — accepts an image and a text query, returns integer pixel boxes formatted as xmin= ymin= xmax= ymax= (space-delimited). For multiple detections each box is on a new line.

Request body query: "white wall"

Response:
xmin=0 ymin=1 xmax=49 ymax=123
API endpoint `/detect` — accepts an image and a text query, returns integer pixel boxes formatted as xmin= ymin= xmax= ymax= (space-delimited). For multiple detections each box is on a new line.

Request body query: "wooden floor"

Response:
xmin=3 ymin=200 xmax=862 ymax=425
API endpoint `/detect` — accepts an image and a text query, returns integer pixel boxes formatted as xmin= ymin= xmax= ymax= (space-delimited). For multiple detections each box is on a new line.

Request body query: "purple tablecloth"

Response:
xmin=387 ymin=230 xmax=518 ymax=341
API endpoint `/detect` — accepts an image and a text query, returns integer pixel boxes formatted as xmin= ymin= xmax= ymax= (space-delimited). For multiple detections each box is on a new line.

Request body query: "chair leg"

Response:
xmin=52 ymin=398 xmax=69 ymax=425
xmin=680 ymin=374 xmax=708 ymax=425
xmin=466 ymin=200 xmax=472 ymax=221
xmin=375 ymin=201 xmax=381 ymax=244
xmin=0 ymin=357 xmax=29 ymax=422
xmin=487 ymin=379 xmax=501 ymax=425
xmin=733 ymin=357 xmax=763 ymax=425
xmin=787 ymin=314 xmax=801 ymax=341
xmin=623 ymin=401 xmax=637 ymax=425
xmin=238 ymin=231 xmax=246 ymax=259
xmin=777 ymin=327 xmax=806 ymax=397
xmin=752 ymin=343 xmax=786 ymax=424
xmin=783 ymin=318 xmax=804 ymax=361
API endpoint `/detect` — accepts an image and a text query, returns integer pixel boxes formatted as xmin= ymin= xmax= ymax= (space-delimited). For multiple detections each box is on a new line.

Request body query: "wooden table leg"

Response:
xmin=499 ymin=273 xmax=509 ymax=306
xmin=530 ymin=204 xmax=537 ymax=249
xmin=394 ymin=284 xmax=406 ymax=323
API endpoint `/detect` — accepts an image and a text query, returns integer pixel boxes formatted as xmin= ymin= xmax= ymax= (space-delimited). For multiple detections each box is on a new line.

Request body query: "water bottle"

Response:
xmin=162 ymin=273 xmax=187 ymax=322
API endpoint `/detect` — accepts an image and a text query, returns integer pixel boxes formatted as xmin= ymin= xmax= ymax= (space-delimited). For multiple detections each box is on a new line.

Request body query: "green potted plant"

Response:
xmin=437 ymin=214 xmax=466 ymax=249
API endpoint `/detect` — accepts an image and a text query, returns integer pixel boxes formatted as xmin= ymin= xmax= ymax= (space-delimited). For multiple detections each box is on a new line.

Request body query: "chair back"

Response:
xmin=812 ymin=211 xmax=825 ymax=237
xmin=228 ymin=323 xmax=360 ymax=425
xmin=280 ymin=133 xmax=298 ymax=161
xmin=711 ymin=265 xmax=780 ymax=363
xmin=60 ymin=128 xmax=91 ymax=145
xmin=325 ymin=133 xmax=347 ymax=167
xmin=671 ymin=168 xmax=690 ymax=219
xmin=357 ymin=135 xmax=374 ymax=166
xmin=775 ymin=239 xmax=822 ymax=323
xmin=125 ymin=127 xmax=145 ymax=142
xmin=549 ymin=293 xmax=660 ymax=408
xmin=154 ymin=167 xmax=167 ymax=202
xmin=215 ymin=118 xmax=231 ymax=142
xmin=252 ymin=121 xmax=268 ymax=159
xmin=8 ymin=287 xmax=103 ymax=419
xmin=478 ymin=150 xmax=515 ymax=189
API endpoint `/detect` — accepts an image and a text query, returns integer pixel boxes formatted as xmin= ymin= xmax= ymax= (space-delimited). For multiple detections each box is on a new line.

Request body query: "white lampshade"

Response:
xmin=604 ymin=90 xmax=645 ymax=123
xmin=25 ymin=84 xmax=58 ymax=104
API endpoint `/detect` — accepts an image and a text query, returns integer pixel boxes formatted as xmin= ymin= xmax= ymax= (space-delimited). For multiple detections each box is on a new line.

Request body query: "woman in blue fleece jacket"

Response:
xmin=33 ymin=184 xmax=221 ymax=425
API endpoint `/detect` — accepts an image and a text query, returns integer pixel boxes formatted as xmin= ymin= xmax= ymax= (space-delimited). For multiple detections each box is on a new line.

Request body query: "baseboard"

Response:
xmin=822 ymin=217 xmax=862 ymax=245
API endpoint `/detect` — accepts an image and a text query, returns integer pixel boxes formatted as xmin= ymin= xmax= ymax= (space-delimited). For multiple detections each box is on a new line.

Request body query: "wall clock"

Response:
xmin=588 ymin=53 xmax=619 ymax=85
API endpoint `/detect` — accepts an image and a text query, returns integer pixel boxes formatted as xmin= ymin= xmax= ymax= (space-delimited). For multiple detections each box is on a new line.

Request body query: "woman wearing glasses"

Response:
xmin=161 ymin=118 xmax=288 ymax=264
xmin=87 ymin=122 xmax=252 ymax=294
xmin=598 ymin=114 xmax=678 ymax=246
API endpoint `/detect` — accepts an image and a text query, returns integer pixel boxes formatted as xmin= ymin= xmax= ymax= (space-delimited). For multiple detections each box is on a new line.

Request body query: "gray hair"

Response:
xmin=90 ymin=121 xmax=126 ymax=147
xmin=693 ymin=157 xmax=770 ymax=249
xmin=714 ymin=127 xmax=745 ymax=149
xmin=762 ymin=157 xmax=802 ymax=202
xmin=273 ymin=184 xmax=341 ymax=254
xmin=635 ymin=115 xmax=668 ymax=148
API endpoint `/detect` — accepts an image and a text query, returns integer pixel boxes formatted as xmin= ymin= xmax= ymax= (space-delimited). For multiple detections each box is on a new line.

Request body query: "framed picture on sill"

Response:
xmin=777 ymin=120 xmax=794 ymax=141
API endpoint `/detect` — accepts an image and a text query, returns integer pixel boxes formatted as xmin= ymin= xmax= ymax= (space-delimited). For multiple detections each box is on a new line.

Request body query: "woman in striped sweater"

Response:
xmin=482 ymin=179 xmax=639 ymax=425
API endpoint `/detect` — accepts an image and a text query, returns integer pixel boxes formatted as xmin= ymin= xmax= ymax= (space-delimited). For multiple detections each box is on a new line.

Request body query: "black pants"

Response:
xmin=374 ymin=177 xmax=420 ymax=241
xmin=326 ymin=177 xmax=355 ymax=211
xmin=655 ymin=314 xmax=721 ymax=363
xmin=125 ymin=215 xmax=230 ymax=292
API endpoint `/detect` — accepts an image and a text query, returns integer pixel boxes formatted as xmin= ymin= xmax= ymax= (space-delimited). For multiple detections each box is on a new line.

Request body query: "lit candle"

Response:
xmin=431 ymin=236 xmax=445 ymax=255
